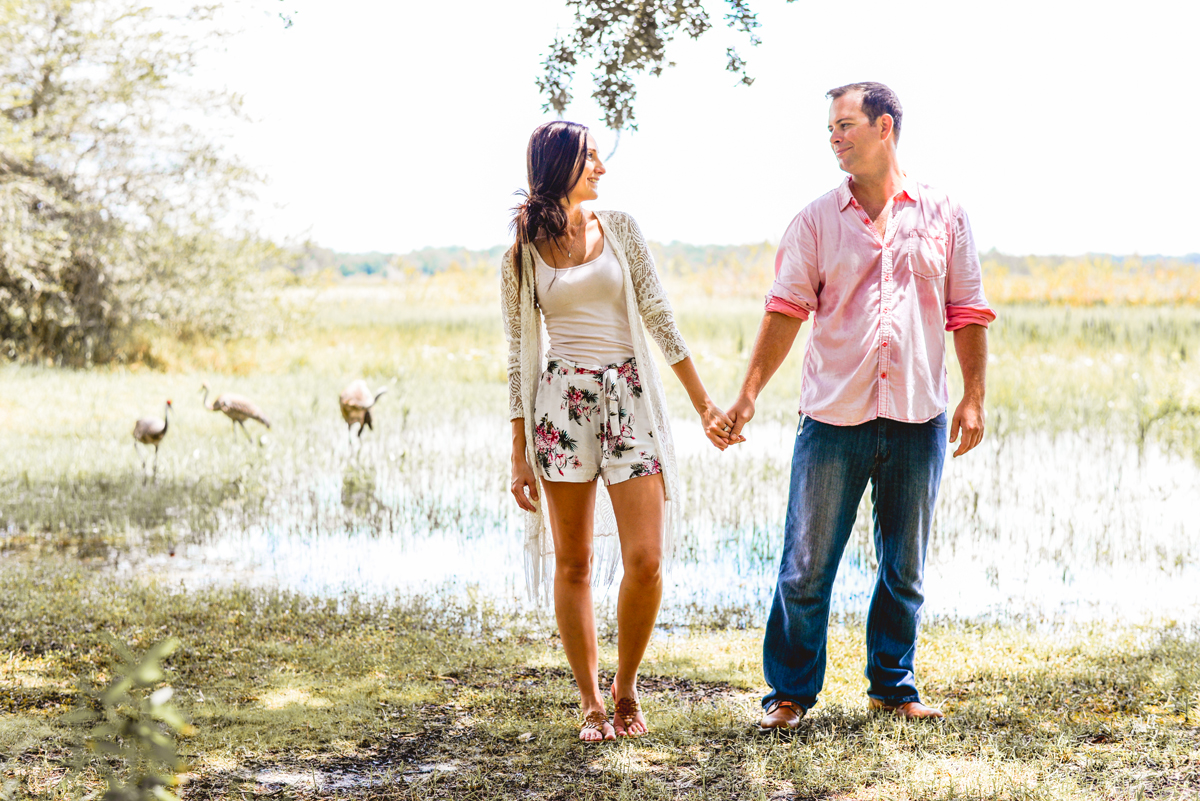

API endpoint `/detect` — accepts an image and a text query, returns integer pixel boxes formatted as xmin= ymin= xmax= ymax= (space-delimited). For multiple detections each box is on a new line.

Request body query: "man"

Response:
xmin=726 ymin=82 xmax=995 ymax=729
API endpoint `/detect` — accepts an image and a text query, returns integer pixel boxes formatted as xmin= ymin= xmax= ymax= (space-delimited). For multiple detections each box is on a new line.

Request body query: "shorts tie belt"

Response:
xmin=599 ymin=365 xmax=626 ymax=462
xmin=534 ymin=356 xmax=660 ymax=485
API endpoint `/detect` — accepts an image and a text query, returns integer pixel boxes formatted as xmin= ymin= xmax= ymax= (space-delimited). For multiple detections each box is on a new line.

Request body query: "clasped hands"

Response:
xmin=700 ymin=394 xmax=751 ymax=451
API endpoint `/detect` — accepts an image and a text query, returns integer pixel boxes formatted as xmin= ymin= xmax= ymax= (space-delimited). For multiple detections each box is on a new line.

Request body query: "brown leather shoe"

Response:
xmin=757 ymin=700 xmax=806 ymax=732
xmin=868 ymin=698 xmax=945 ymax=719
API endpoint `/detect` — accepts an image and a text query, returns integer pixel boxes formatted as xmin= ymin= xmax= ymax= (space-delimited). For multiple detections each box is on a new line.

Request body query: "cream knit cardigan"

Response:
xmin=501 ymin=210 xmax=690 ymax=602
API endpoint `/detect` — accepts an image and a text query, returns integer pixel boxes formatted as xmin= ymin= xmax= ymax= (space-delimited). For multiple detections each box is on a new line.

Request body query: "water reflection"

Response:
xmin=340 ymin=463 xmax=379 ymax=515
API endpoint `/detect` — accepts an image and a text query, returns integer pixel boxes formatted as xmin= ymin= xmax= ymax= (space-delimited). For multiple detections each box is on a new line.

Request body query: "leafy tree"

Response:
xmin=538 ymin=0 xmax=798 ymax=132
xmin=0 ymin=0 xmax=281 ymax=365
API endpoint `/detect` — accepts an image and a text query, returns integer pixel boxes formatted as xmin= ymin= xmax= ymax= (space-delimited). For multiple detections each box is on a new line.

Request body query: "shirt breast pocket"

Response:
xmin=907 ymin=229 xmax=948 ymax=280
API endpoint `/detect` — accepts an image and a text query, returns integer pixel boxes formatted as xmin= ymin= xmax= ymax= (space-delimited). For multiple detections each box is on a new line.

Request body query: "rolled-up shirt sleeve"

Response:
xmin=765 ymin=212 xmax=819 ymax=321
xmin=944 ymin=204 xmax=997 ymax=331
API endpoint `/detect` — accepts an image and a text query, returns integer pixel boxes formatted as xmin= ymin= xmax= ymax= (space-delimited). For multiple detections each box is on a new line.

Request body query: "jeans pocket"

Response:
xmin=928 ymin=411 xmax=948 ymax=429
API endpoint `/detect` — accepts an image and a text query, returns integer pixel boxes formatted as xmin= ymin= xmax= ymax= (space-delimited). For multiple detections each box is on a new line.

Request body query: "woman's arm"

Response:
xmin=502 ymin=246 xmax=540 ymax=510
xmin=510 ymin=418 xmax=539 ymax=511
xmin=620 ymin=214 xmax=690 ymax=365
xmin=618 ymin=214 xmax=736 ymax=448
xmin=670 ymin=356 xmax=740 ymax=450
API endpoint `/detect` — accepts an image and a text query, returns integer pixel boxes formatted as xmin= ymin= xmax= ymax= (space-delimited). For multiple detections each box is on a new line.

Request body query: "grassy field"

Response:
xmin=1 ymin=558 xmax=1198 ymax=800
xmin=1 ymin=286 xmax=1196 ymax=566
xmin=1 ymin=273 xmax=1199 ymax=799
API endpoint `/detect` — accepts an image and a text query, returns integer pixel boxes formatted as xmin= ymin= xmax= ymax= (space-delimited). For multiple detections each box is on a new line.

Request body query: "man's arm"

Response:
xmin=726 ymin=312 xmax=804 ymax=439
xmin=950 ymin=323 xmax=987 ymax=457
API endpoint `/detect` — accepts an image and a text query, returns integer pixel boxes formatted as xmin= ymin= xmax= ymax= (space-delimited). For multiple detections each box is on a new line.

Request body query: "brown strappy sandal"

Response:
xmin=612 ymin=690 xmax=645 ymax=737
xmin=580 ymin=709 xmax=613 ymax=742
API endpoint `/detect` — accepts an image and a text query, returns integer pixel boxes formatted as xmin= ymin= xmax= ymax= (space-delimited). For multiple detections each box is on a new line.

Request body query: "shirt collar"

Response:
xmin=835 ymin=176 xmax=855 ymax=210
xmin=836 ymin=174 xmax=920 ymax=210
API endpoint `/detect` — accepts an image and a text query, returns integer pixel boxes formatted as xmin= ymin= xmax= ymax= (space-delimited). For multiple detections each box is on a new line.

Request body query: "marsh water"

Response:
xmin=91 ymin=416 xmax=1199 ymax=628
xmin=6 ymin=300 xmax=1199 ymax=629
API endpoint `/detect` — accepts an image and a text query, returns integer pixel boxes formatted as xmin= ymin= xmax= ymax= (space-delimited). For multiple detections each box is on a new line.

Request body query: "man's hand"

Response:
xmin=950 ymin=324 xmax=988 ymax=458
xmin=699 ymin=400 xmax=742 ymax=450
xmin=949 ymin=397 xmax=985 ymax=457
xmin=726 ymin=394 xmax=755 ymax=442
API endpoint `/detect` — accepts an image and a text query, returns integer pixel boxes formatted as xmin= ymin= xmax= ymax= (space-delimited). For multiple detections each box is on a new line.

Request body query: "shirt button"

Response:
xmin=880 ymin=373 xmax=888 ymax=379
xmin=881 ymin=342 xmax=888 ymax=347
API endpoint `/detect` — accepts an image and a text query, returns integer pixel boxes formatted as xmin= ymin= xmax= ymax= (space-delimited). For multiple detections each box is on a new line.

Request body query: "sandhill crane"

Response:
xmin=133 ymin=399 xmax=172 ymax=482
xmin=339 ymin=379 xmax=387 ymax=444
xmin=200 ymin=382 xmax=271 ymax=444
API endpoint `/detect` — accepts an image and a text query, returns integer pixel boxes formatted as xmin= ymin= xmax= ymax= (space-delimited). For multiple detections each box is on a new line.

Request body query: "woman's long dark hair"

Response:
xmin=509 ymin=121 xmax=590 ymax=285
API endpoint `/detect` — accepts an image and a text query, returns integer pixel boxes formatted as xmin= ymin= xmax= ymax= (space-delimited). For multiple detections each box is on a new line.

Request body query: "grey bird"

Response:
xmin=133 ymin=399 xmax=172 ymax=481
xmin=339 ymin=379 xmax=388 ymax=443
xmin=200 ymin=382 xmax=271 ymax=444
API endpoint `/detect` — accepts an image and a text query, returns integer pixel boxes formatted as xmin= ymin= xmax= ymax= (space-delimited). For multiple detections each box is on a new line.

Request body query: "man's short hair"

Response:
xmin=826 ymin=82 xmax=902 ymax=142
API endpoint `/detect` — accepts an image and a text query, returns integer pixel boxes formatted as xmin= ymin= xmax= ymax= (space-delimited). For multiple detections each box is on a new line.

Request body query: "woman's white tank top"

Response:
xmin=533 ymin=239 xmax=636 ymax=366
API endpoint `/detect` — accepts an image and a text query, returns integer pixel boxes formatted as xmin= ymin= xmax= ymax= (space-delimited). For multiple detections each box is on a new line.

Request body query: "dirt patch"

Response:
xmin=178 ymin=673 xmax=749 ymax=800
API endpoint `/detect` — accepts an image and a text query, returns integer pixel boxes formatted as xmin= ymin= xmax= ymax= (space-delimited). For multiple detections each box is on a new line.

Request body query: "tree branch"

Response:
xmin=539 ymin=0 xmax=783 ymax=132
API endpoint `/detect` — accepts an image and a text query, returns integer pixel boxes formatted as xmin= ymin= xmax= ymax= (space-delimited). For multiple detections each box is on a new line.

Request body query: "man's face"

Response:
xmin=827 ymin=91 xmax=889 ymax=175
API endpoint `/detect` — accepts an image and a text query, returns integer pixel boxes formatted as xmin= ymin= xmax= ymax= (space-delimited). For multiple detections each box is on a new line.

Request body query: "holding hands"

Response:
xmin=724 ymin=393 xmax=754 ymax=445
xmin=699 ymin=398 xmax=743 ymax=451
xmin=669 ymin=356 xmax=744 ymax=451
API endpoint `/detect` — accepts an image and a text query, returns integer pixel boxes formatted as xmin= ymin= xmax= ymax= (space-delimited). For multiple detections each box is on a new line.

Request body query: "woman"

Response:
xmin=502 ymin=121 xmax=737 ymax=742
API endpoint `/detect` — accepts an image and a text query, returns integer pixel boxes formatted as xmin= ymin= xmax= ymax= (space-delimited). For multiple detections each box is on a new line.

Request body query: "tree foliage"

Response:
xmin=539 ymin=0 xmax=798 ymax=131
xmin=0 ymin=0 xmax=281 ymax=365
xmin=67 ymin=636 xmax=194 ymax=801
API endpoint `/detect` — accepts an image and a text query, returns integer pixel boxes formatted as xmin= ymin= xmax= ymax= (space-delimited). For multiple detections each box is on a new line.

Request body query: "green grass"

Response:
xmin=1 ymin=285 xmax=1199 ymax=799
xmin=1 ymin=556 xmax=1197 ymax=800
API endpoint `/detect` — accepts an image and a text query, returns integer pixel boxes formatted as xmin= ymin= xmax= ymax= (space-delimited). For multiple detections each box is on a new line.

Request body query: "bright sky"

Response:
xmin=198 ymin=0 xmax=1196 ymax=256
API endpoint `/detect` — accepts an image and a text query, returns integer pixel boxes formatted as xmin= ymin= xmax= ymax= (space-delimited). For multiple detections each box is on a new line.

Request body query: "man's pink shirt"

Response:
xmin=766 ymin=176 xmax=996 ymax=426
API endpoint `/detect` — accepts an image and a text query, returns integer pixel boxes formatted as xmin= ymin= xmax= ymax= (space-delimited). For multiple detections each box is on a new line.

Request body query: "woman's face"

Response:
xmin=566 ymin=134 xmax=605 ymax=206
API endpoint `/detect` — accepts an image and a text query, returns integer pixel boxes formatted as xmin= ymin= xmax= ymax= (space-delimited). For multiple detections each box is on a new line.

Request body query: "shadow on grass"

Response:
xmin=178 ymin=672 xmax=755 ymax=801
xmin=173 ymin=633 xmax=1200 ymax=801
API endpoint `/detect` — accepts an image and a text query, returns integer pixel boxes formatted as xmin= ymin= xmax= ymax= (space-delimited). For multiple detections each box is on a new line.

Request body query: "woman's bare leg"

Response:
xmin=541 ymin=479 xmax=614 ymax=741
xmin=605 ymin=473 xmax=666 ymax=735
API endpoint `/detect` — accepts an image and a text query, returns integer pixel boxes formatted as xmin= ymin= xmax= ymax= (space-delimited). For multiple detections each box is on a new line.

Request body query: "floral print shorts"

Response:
xmin=533 ymin=356 xmax=663 ymax=486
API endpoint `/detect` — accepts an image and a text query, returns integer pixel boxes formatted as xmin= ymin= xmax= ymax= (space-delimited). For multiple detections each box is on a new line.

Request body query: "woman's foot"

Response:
xmin=580 ymin=709 xmax=616 ymax=742
xmin=611 ymin=685 xmax=647 ymax=737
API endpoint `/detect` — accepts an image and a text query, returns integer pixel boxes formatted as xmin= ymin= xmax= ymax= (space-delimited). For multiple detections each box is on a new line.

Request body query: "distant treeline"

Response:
xmin=290 ymin=244 xmax=510 ymax=278
xmin=982 ymin=251 xmax=1200 ymax=273
xmin=289 ymin=242 xmax=1200 ymax=307
xmin=289 ymin=241 xmax=787 ymax=279
xmin=293 ymin=242 xmax=1200 ymax=279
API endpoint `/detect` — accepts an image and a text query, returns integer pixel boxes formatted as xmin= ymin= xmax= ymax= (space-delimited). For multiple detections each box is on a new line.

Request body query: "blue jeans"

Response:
xmin=762 ymin=412 xmax=947 ymax=710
